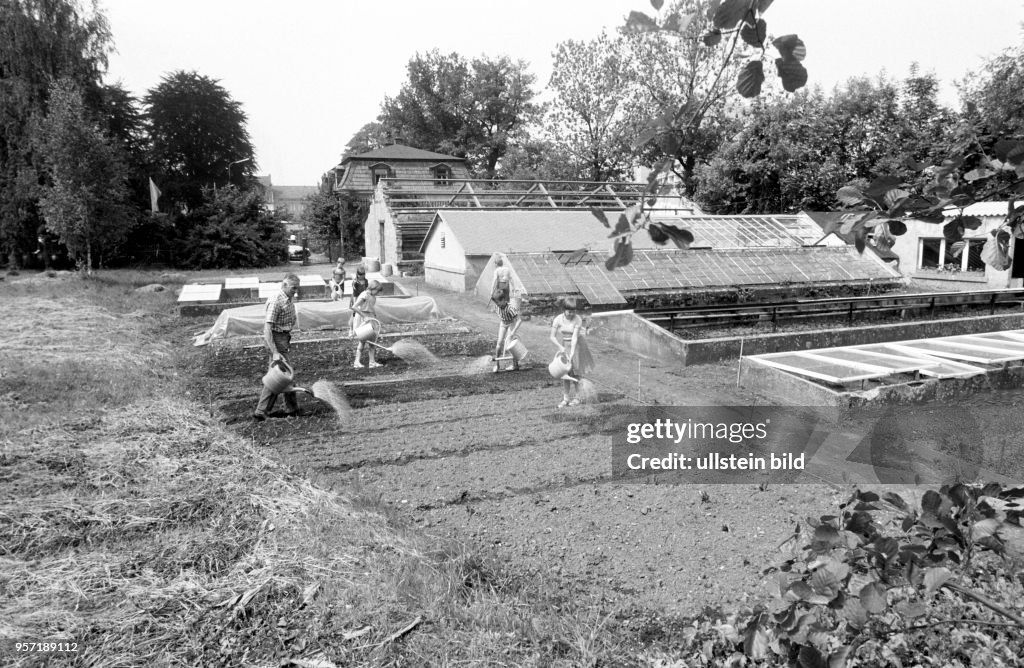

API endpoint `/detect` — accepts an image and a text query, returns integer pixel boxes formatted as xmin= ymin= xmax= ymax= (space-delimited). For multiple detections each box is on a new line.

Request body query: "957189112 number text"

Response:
xmin=11 ymin=641 xmax=79 ymax=653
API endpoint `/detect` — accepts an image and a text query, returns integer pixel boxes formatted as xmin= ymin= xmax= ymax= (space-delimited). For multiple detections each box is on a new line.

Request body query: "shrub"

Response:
xmin=174 ymin=186 xmax=287 ymax=269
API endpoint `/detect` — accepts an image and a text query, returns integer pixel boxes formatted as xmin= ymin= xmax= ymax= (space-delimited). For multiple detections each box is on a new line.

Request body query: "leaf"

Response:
xmin=744 ymin=625 xmax=770 ymax=659
xmin=632 ymin=125 xmax=660 ymax=150
xmin=703 ymin=29 xmax=723 ymax=47
xmin=714 ymin=0 xmax=753 ymax=30
xmin=924 ymin=567 xmax=952 ymax=595
xmin=590 ymin=208 xmax=609 ymax=228
xmin=960 ymin=215 xmax=982 ymax=230
xmin=859 ymin=582 xmax=887 ymax=614
xmin=662 ymin=224 xmax=694 ymax=249
xmin=971 ymin=518 xmax=1000 ymax=540
xmin=994 ymin=139 xmax=1024 ymax=165
xmin=964 ymin=167 xmax=995 ymax=182
xmin=798 ymin=645 xmax=827 ymax=668
xmin=810 ymin=567 xmax=841 ymax=600
xmin=650 ymin=0 xmax=664 ymax=10
xmin=773 ymin=34 xmax=805 ymax=61
xmin=774 ymin=58 xmax=808 ymax=92
xmin=828 ymin=646 xmax=851 ymax=668
xmin=605 ymin=238 xmax=634 ymax=270
xmin=883 ymin=491 xmax=908 ymax=510
xmin=836 ymin=186 xmax=865 ymax=206
xmin=921 ymin=489 xmax=943 ymax=514
xmin=756 ymin=0 xmax=775 ymax=12
xmin=943 ymin=218 xmax=965 ymax=242
xmin=609 ymin=212 xmax=632 ymax=238
xmin=895 ymin=600 xmax=928 ymax=619
xmin=625 ymin=10 xmax=660 ymax=32
xmin=736 ymin=60 xmax=765 ymax=98
xmin=740 ymin=19 xmax=767 ymax=46
xmin=649 ymin=223 xmax=668 ymax=244
xmin=812 ymin=524 xmax=841 ymax=548
xmin=864 ymin=175 xmax=902 ymax=200
xmin=950 ymin=240 xmax=966 ymax=258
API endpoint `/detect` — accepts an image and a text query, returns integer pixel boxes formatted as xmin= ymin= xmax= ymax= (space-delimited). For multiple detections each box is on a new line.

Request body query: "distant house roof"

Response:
xmin=422 ymin=210 xmax=664 ymax=255
xmin=341 ymin=144 xmax=466 ymax=164
xmin=273 ymin=185 xmax=317 ymax=200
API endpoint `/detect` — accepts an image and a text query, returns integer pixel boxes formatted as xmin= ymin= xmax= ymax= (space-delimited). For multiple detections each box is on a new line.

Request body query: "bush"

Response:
xmin=172 ymin=185 xmax=287 ymax=269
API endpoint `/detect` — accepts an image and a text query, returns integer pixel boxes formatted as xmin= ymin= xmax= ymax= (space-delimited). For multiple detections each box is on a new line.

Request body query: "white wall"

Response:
xmin=423 ymin=218 xmax=468 ymax=291
xmin=890 ymin=217 xmax=1012 ymax=288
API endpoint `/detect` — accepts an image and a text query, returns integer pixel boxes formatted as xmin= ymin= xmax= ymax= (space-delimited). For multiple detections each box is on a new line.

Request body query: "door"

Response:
xmin=379 ymin=221 xmax=386 ymax=264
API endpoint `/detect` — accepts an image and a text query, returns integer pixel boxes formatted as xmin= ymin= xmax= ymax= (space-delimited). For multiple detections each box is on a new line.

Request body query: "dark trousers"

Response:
xmin=256 ymin=331 xmax=299 ymax=414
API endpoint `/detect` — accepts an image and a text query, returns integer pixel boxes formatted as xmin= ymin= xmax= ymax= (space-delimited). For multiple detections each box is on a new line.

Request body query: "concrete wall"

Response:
xmin=683 ymin=312 xmax=1024 ymax=365
xmin=740 ymin=356 xmax=1024 ymax=409
xmin=587 ymin=310 xmax=688 ymax=366
xmin=588 ymin=310 xmax=1024 ymax=367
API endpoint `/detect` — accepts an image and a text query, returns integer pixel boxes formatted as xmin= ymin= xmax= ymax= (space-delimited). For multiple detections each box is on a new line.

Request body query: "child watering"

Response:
xmin=492 ymin=288 xmax=522 ymax=372
xmin=549 ymin=297 xmax=593 ymax=408
xmin=351 ymin=279 xmax=383 ymax=369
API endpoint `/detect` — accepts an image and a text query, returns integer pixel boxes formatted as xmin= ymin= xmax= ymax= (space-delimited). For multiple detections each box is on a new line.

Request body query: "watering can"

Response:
xmin=261 ymin=359 xmax=314 ymax=396
xmin=548 ymin=352 xmax=579 ymax=383
xmin=353 ymin=317 xmax=381 ymax=342
xmin=495 ymin=337 xmax=528 ymax=369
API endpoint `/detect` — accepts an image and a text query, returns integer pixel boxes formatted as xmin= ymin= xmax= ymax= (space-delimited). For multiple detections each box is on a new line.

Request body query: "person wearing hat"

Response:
xmin=351 ymin=279 xmax=383 ymax=369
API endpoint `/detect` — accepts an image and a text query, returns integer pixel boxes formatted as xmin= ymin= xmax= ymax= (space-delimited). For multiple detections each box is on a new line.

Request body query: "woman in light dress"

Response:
xmin=549 ymin=297 xmax=594 ymax=408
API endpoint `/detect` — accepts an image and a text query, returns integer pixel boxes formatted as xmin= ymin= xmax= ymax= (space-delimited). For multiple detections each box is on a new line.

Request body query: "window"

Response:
xmin=370 ymin=163 xmax=394 ymax=185
xmin=431 ymin=164 xmax=452 ymax=185
xmin=918 ymin=237 xmax=987 ymax=273
xmin=440 ymin=233 xmax=446 ymax=249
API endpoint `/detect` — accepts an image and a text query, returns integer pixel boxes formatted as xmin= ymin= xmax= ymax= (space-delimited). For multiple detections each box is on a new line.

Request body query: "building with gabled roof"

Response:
xmin=327 ymin=143 xmax=472 ymax=197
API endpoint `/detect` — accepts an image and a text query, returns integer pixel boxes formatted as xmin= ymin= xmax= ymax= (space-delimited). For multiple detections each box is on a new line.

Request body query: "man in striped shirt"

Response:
xmin=254 ymin=273 xmax=302 ymax=421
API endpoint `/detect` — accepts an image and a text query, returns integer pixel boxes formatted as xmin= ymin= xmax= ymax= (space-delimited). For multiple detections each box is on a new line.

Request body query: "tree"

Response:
xmin=31 ymin=79 xmax=133 ymax=272
xmin=545 ymin=32 xmax=642 ymax=181
xmin=696 ymin=70 xmax=959 ymax=215
xmin=0 ymin=0 xmax=113 ymax=267
xmin=174 ymin=185 xmax=286 ymax=269
xmin=379 ymin=51 xmax=540 ymax=178
xmin=304 ymin=190 xmax=366 ymax=259
xmin=145 ymin=70 xmax=256 ymax=210
xmin=342 ymin=122 xmax=388 ymax=158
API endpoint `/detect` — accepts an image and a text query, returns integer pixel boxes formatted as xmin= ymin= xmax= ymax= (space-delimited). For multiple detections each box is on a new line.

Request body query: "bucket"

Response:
xmin=262 ymin=360 xmax=294 ymax=393
xmin=548 ymin=352 xmax=572 ymax=380
xmin=507 ymin=337 xmax=528 ymax=363
xmin=354 ymin=317 xmax=381 ymax=341
xmin=381 ymin=263 xmax=393 ymax=277
xmin=364 ymin=257 xmax=381 ymax=272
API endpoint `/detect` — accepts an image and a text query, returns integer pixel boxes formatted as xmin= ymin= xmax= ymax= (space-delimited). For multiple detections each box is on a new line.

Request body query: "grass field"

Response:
xmin=0 ymin=269 xmax=675 ymax=667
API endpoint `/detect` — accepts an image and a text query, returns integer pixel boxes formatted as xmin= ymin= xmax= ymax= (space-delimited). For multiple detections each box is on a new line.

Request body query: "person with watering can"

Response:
xmin=491 ymin=288 xmax=522 ymax=372
xmin=352 ymin=279 xmax=383 ymax=369
xmin=254 ymin=273 xmax=304 ymax=421
xmin=549 ymin=297 xmax=593 ymax=408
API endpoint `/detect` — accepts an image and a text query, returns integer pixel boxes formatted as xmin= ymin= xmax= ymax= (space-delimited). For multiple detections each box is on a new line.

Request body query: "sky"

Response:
xmin=99 ymin=0 xmax=1024 ymax=187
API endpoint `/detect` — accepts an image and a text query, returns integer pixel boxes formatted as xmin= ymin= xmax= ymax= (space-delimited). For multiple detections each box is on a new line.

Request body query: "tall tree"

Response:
xmin=145 ymin=70 xmax=256 ymax=210
xmin=31 ymin=78 xmax=133 ymax=272
xmin=0 ymin=0 xmax=112 ymax=266
xmin=545 ymin=32 xmax=641 ymax=181
xmin=379 ymin=51 xmax=539 ymax=178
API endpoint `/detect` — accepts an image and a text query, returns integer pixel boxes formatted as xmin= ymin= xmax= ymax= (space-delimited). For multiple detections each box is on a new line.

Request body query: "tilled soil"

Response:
xmin=214 ymin=315 xmax=842 ymax=618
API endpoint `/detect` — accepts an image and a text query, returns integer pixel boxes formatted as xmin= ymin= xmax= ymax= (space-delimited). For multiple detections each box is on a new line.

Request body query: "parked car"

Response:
xmin=288 ymin=244 xmax=309 ymax=262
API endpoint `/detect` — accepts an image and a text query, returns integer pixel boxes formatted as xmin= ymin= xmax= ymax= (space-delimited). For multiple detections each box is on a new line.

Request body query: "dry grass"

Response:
xmin=0 ymin=275 xmax=648 ymax=667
